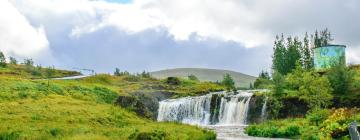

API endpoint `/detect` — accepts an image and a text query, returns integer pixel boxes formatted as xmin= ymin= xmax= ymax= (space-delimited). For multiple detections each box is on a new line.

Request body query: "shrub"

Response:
xmin=0 ymin=131 xmax=20 ymax=140
xmin=188 ymin=74 xmax=199 ymax=81
xmin=92 ymin=87 xmax=118 ymax=104
xmin=49 ymin=128 xmax=62 ymax=137
xmin=129 ymin=130 xmax=166 ymax=140
xmin=123 ymin=75 xmax=141 ymax=82
xmin=306 ymin=108 xmax=330 ymax=126
xmin=166 ymin=77 xmax=181 ymax=85
xmin=283 ymin=125 xmax=300 ymax=137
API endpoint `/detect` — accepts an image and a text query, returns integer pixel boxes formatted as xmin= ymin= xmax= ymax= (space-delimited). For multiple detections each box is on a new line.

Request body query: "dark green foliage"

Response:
xmin=114 ymin=68 xmax=121 ymax=76
xmin=129 ymin=130 xmax=166 ymax=140
xmin=31 ymin=65 xmax=42 ymax=76
xmin=221 ymin=73 xmax=235 ymax=91
xmin=327 ymin=63 xmax=355 ymax=95
xmin=49 ymin=128 xmax=62 ymax=137
xmin=9 ymin=57 xmax=17 ymax=65
xmin=23 ymin=58 xmax=34 ymax=67
xmin=245 ymin=124 xmax=300 ymax=138
xmin=306 ymin=108 xmax=330 ymax=126
xmin=271 ymin=71 xmax=285 ymax=98
xmin=301 ymin=33 xmax=313 ymax=70
xmin=0 ymin=52 xmax=6 ymax=67
xmin=188 ymin=74 xmax=199 ymax=81
xmin=114 ymin=68 xmax=130 ymax=76
xmin=92 ymin=87 xmax=118 ymax=104
xmin=313 ymin=28 xmax=333 ymax=48
xmin=0 ymin=131 xmax=20 ymax=140
xmin=254 ymin=70 xmax=272 ymax=89
xmin=286 ymin=66 xmax=333 ymax=109
xmin=272 ymin=29 xmax=332 ymax=75
xmin=166 ymin=77 xmax=181 ymax=85
xmin=141 ymin=71 xmax=151 ymax=78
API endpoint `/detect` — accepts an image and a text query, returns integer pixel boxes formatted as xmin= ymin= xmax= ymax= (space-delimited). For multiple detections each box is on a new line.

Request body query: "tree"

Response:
xmin=45 ymin=66 xmax=55 ymax=90
xmin=221 ymin=73 xmax=235 ymax=91
xmin=141 ymin=70 xmax=151 ymax=78
xmin=254 ymin=70 xmax=272 ymax=89
xmin=114 ymin=68 xmax=121 ymax=76
xmin=188 ymin=74 xmax=199 ymax=81
xmin=301 ymin=33 xmax=313 ymax=70
xmin=286 ymin=66 xmax=333 ymax=109
xmin=249 ymin=83 xmax=253 ymax=89
xmin=272 ymin=35 xmax=287 ymax=75
xmin=9 ymin=57 xmax=17 ymax=65
xmin=312 ymin=28 xmax=333 ymax=48
xmin=24 ymin=59 xmax=34 ymax=67
xmin=0 ymin=51 xmax=6 ymax=67
xmin=327 ymin=62 xmax=355 ymax=95
xmin=271 ymin=71 xmax=285 ymax=98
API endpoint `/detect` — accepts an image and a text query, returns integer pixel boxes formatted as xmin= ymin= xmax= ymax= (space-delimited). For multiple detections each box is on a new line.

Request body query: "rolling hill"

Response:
xmin=150 ymin=68 xmax=257 ymax=88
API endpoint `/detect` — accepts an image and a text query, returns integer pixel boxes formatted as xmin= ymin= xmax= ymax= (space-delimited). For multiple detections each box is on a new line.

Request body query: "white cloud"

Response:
xmin=0 ymin=0 xmax=51 ymax=61
xmin=5 ymin=0 xmax=360 ymax=68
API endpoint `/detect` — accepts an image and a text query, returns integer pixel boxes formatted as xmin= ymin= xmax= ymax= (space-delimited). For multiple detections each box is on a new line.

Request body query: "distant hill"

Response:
xmin=151 ymin=68 xmax=257 ymax=88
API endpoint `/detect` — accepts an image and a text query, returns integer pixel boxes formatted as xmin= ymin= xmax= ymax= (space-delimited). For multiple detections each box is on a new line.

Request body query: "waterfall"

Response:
xmin=157 ymin=91 xmax=253 ymax=126
xmin=260 ymin=97 xmax=268 ymax=121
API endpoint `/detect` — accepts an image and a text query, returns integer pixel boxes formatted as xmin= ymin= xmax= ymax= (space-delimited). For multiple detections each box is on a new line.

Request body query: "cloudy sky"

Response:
xmin=1 ymin=0 xmax=359 ymax=76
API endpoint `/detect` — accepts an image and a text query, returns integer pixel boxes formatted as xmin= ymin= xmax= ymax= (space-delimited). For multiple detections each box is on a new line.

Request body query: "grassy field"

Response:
xmin=0 ymin=65 xmax=220 ymax=139
xmin=150 ymin=68 xmax=256 ymax=88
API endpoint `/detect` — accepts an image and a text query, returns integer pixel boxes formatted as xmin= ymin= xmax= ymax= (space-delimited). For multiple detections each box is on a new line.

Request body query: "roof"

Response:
xmin=315 ymin=44 xmax=346 ymax=48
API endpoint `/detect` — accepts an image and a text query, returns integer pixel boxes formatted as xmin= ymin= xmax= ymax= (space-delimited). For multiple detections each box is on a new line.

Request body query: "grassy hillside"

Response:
xmin=151 ymin=68 xmax=257 ymax=88
xmin=0 ymin=65 xmax=218 ymax=139
xmin=0 ymin=64 xmax=81 ymax=79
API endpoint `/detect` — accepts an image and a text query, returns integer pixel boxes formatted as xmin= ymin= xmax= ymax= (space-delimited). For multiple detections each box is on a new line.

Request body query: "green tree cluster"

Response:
xmin=221 ymin=73 xmax=236 ymax=91
xmin=272 ymin=29 xmax=332 ymax=75
xmin=254 ymin=70 xmax=272 ymax=89
xmin=286 ymin=66 xmax=333 ymax=109
xmin=0 ymin=51 xmax=7 ymax=67
xmin=188 ymin=74 xmax=199 ymax=81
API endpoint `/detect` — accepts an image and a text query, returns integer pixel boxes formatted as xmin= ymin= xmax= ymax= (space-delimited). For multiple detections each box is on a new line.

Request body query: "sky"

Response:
xmin=0 ymin=0 xmax=360 ymax=76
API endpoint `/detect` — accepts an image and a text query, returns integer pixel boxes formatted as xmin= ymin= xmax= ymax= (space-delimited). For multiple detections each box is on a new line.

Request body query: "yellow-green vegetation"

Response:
xmin=246 ymin=108 xmax=360 ymax=139
xmin=0 ymin=65 xmax=220 ymax=139
xmin=0 ymin=64 xmax=80 ymax=79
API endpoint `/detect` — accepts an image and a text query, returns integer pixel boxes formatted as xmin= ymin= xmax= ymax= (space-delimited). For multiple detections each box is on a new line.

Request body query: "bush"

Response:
xmin=245 ymin=121 xmax=301 ymax=138
xmin=92 ymin=87 xmax=118 ymax=104
xmin=129 ymin=130 xmax=166 ymax=140
xmin=123 ymin=75 xmax=141 ymax=82
xmin=49 ymin=128 xmax=62 ymax=137
xmin=188 ymin=74 xmax=199 ymax=81
xmin=166 ymin=77 xmax=181 ymax=85
xmin=0 ymin=131 xmax=20 ymax=140
xmin=306 ymin=108 xmax=330 ymax=126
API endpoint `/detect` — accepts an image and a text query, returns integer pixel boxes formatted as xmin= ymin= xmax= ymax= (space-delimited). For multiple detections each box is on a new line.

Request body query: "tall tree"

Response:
xmin=45 ymin=66 xmax=55 ymax=90
xmin=0 ymin=51 xmax=6 ymax=67
xmin=9 ymin=57 xmax=17 ymax=65
xmin=286 ymin=36 xmax=302 ymax=72
xmin=327 ymin=62 xmax=355 ymax=95
xmin=272 ymin=35 xmax=287 ymax=75
xmin=302 ymin=32 xmax=313 ymax=70
xmin=312 ymin=28 xmax=333 ymax=48
xmin=114 ymin=68 xmax=121 ymax=76
xmin=222 ymin=73 xmax=236 ymax=91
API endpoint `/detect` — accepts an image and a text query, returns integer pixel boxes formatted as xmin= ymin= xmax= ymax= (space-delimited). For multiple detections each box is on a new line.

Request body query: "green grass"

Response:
xmin=0 ymin=95 xmax=215 ymax=139
xmin=0 ymin=65 xmax=219 ymax=139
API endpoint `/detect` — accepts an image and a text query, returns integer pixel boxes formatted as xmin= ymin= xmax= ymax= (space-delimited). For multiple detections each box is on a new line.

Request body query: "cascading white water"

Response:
xmin=157 ymin=91 xmax=253 ymax=126
xmin=260 ymin=97 xmax=268 ymax=121
xmin=157 ymin=93 xmax=213 ymax=125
